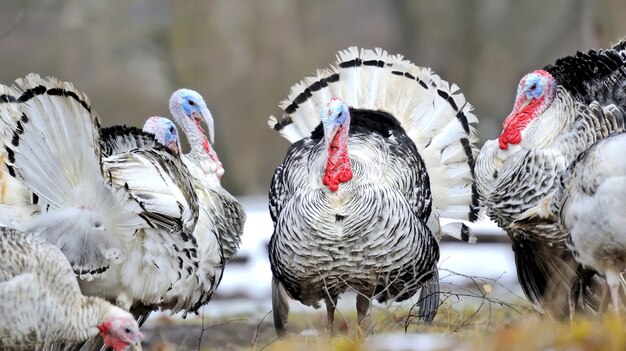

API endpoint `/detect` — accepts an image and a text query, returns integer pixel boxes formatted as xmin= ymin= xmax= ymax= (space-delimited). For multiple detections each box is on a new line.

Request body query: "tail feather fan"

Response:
xmin=268 ymin=47 xmax=479 ymax=222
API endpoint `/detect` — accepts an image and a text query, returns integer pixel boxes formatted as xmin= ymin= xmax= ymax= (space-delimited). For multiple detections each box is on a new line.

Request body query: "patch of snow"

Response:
xmin=368 ymin=333 xmax=466 ymax=351
xmin=151 ymin=197 xmax=522 ymax=320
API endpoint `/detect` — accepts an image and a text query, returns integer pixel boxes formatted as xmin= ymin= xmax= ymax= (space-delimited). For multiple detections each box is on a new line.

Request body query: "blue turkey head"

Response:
xmin=169 ymin=89 xmax=215 ymax=144
xmin=321 ymin=97 xmax=350 ymax=147
xmin=143 ymin=116 xmax=182 ymax=155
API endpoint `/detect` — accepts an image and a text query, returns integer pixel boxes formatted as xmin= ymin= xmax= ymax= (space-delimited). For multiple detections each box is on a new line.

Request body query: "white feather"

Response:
xmin=0 ymin=73 xmax=210 ymax=314
xmin=268 ymin=47 xmax=479 ymax=222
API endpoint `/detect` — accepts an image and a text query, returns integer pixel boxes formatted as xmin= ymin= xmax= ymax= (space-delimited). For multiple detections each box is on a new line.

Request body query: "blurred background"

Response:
xmin=2 ymin=0 xmax=626 ymax=196
xmin=3 ymin=1 xmax=626 ymax=348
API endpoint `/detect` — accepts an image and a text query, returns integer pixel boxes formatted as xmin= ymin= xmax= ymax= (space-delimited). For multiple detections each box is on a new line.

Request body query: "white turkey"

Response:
xmin=0 ymin=74 xmax=219 ymax=323
xmin=143 ymin=114 xmax=242 ymax=292
xmin=0 ymin=227 xmax=143 ymax=350
xmin=268 ymin=47 xmax=479 ymax=335
xmin=149 ymin=89 xmax=246 ymax=263
xmin=514 ymin=131 xmax=626 ymax=313
xmin=476 ymin=40 xmax=626 ymax=318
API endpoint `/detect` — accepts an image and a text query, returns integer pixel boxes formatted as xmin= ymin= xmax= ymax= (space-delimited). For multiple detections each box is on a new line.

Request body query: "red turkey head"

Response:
xmin=98 ymin=307 xmax=143 ymax=351
xmin=320 ymin=98 xmax=352 ymax=192
xmin=498 ymin=70 xmax=557 ymax=150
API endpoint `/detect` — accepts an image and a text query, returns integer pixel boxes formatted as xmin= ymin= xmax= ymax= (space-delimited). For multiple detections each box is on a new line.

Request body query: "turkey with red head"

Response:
xmin=476 ymin=39 xmax=626 ymax=319
xmin=0 ymin=227 xmax=143 ymax=350
xmin=268 ymin=47 xmax=479 ymax=335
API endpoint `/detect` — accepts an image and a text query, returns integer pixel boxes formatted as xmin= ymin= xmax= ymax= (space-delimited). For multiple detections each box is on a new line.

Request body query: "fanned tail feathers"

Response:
xmin=0 ymin=74 xmax=103 ymax=209
xmin=0 ymin=74 xmax=142 ymax=279
xmin=268 ymin=47 xmax=479 ymax=222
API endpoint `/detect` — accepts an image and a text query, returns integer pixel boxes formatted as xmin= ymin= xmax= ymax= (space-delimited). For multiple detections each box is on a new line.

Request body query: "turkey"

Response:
xmin=0 ymin=227 xmax=143 ymax=350
xmin=0 ymin=120 xmax=182 ymax=216
xmin=268 ymin=47 xmax=479 ymax=335
xmin=137 ymin=116 xmax=182 ymax=156
xmin=475 ymin=40 xmax=626 ymax=318
xmin=514 ymin=131 xmax=626 ymax=313
xmin=151 ymin=89 xmax=246 ymax=263
xmin=0 ymin=74 xmax=219 ymax=322
xmin=143 ymin=114 xmax=239 ymax=292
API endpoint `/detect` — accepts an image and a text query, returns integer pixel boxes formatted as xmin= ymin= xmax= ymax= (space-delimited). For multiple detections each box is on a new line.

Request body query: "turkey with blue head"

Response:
xmin=0 ymin=74 xmax=224 ymax=338
xmin=268 ymin=47 xmax=480 ymax=335
xmin=142 ymin=116 xmax=182 ymax=156
xmin=143 ymin=91 xmax=246 ymax=287
xmin=476 ymin=39 xmax=626 ymax=319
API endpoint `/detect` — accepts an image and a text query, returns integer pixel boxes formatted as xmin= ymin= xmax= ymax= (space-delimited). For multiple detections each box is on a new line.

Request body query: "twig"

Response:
xmin=203 ymin=317 xmax=248 ymax=329
xmin=258 ymin=337 xmax=281 ymax=351
xmin=250 ymin=310 xmax=272 ymax=350
xmin=402 ymin=268 xmax=533 ymax=332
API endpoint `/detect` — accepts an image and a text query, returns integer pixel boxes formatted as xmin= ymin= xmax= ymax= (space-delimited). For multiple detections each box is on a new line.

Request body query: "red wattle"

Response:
xmin=323 ymin=127 xmax=352 ymax=192
xmin=98 ymin=322 xmax=128 ymax=351
xmin=201 ymin=139 xmax=212 ymax=157
xmin=196 ymin=124 xmax=223 ymax=180
xmin=498 ymin=97 xmax=544 ymax=150
xmin=109 ymin=339 xmax=130 ymax=351
xmin=195 ymin=120 xmax=218 ymax=161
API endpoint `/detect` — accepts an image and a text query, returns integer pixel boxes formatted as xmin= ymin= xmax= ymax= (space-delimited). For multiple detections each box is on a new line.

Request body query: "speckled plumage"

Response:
xmin=268 ymin=47 xmax=479 ymax=334
xmin=554 ymin=132 xmax=626 ymax=312
xmin=270 ymin=110 xmax=439 ymax=305
xmin=476 ymin=41 xmax=626 ymax=318
xmin=0 ymin=227 xmax=139 ymax=349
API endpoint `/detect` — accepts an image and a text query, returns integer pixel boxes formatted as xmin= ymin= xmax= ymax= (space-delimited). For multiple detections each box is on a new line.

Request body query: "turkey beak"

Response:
xmin=518 ymin=97 xmax=532 ymax=112
xmin=191 ymin=110 xmax=214 ymax=144
xmin=200 ymin=106 xmax=215 ymax=145
xmin=128 ymin=331 xmax=143 ymax=351
xmin=502 ymin=96 xmax=531 ymax=130
xmin=129 ymin=341 xmax=142 ymax=351
xmin=168 ymin=140 xmax=180 ymax=156
xmin=324 ymin=123 xmax=339 ymax=148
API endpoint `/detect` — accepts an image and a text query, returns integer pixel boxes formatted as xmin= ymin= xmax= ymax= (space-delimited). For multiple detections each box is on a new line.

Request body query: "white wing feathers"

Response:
xmin=102 ymin=150 xmax=196 ymax=233
xmin=0 ymin=74 xmax=211 ymax=313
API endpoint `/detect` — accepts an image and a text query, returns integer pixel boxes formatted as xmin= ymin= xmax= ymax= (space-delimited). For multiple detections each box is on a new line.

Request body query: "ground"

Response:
xmin=141 ymin=305 xmax=626 ymax=351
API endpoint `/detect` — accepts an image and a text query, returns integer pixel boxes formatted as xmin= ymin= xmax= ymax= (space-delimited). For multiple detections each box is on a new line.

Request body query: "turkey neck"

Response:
xmin=61 ymin=296 xmax=105 ymax=342
xmin=322 ymin=125 xmax=352 ymax=192
xmin=176 ymin=114 xmax=221 ymax=166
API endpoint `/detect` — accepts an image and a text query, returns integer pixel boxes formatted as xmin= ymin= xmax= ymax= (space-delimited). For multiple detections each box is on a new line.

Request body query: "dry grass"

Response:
xmin=141 ymin=278 xmax=626 ymax=351
xmin=256 ymin=308 xmax=626 ymax=351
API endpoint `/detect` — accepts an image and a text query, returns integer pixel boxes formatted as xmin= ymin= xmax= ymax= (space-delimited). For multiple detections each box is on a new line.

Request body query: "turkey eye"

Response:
xmin=169 ymin=127 xmax=175 ymax=134
xmin=529 ymin=83 xmax=537 ymax=91
xmin=124 ymin=328 xmax=131 ymax=334
xmin=188 ymin=100 xmax=195 ymax=106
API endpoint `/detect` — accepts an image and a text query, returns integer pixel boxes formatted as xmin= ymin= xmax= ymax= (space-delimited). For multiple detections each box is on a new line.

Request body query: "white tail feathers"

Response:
xmin=0 ymin=74 xmax=103 ymax=209
xmin=0 ymin=74 xmax=144 ymax=279
xmin=441 ymin=222 xmax=477 ymax=244
xmin=268 ymin=47 xmax=479 ymax=222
